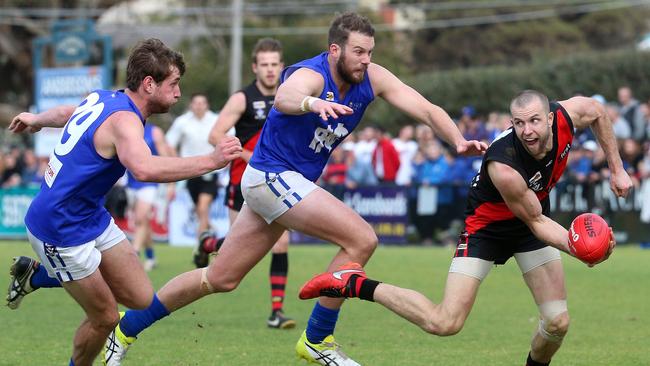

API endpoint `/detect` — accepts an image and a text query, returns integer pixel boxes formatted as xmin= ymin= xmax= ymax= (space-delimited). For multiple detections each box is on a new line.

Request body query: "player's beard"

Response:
xmin=149 ymin=96 xmax=175 ymax=114
xmin=336 ymin=51 xmax=365 ymax=85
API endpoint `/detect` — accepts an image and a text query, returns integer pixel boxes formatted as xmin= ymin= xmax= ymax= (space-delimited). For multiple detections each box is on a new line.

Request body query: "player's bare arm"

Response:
xmin=208 ymin=92 xmax=254 ymax=162
xmin=488 ymin=161 xmax=571 ymax=253
xmin=208 ymin=92 xmax=246 ymax=146
xmin=101 ymin=111 xmax=242 ymax=182
xmin=9 ymin=105 xmax=76 ymax=133
xmin=559 ymin=96 xmax=632 ymax=197
xmin=274 ymin=67 xmax=352 ymax=120
xmin=368 ymin=63 xmax=487 ymax=156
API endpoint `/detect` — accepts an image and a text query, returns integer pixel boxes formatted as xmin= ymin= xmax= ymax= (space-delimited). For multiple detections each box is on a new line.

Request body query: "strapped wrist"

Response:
xmin=300 ymin=96 xmax=318 ymax=112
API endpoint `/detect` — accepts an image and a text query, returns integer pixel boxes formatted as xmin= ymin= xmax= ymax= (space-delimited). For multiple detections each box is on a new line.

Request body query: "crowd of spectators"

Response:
xmin=3 ymin=86 xmax=650 ymax=244
xmin=319 ymin=86 xmax=650 ymax=244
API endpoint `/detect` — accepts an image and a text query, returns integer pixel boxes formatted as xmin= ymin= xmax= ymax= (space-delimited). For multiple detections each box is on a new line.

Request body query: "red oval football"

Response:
xmin=568 ymin=213 xmax=610 ymax=264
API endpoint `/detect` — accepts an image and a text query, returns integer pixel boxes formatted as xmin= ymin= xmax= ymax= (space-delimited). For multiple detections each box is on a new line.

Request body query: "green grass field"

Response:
xmin=1 ymin=241 xmax=648 ymax=365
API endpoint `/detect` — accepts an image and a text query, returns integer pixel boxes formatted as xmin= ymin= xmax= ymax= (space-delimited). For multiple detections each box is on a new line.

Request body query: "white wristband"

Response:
xmin=300 ymin=96 xmax=319 ymax=112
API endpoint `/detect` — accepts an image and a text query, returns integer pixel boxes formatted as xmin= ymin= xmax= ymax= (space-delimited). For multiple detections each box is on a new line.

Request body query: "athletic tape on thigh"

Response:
xmin=200 ymin=267 xmax=214 ymax=293
xmin=448 ymin=257 xmax=493 ymax=281
xmin=514 ymin=246 xmax=561 ymax=274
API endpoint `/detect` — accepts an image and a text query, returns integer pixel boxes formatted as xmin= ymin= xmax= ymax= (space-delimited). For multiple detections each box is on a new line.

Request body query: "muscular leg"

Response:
xmin=62 ymin=271 xmax=120 ymax=366
xmin=521 ymin=259 xmax=569 ymax=364
xmin=373 ymin=272 xmax=482 ymax=336
xmin=157 ymin=205 xmax=285 ymax=311
xmin=99 ymin=240 xmax=154 ymax=309
xmin=276 ymin=187 xmax=378 ymax=311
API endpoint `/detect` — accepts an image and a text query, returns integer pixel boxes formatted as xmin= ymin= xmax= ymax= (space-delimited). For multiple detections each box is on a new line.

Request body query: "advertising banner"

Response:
xmin=167 ymin=187 xmax=230 ymax=247
xmin=290 ymin=185 xmax=409 ymax=244
xmin=35 ymin=66 xmax=109 ymax=112
xmin=0 ymin=188 xmax=39 ymax=239
xmin=549 ymin=180 xmax=650 ymax=243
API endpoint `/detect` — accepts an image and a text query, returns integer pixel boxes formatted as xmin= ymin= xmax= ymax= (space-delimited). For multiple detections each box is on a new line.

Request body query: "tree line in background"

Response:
xmin=1 ymin=1 xmax=649 ymax=130
xmin=365 ymin=48 xmax=650 ymax=126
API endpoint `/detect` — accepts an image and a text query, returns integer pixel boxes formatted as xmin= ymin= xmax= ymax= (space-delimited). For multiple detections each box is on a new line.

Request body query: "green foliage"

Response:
xmin=365 ymin=49 xmax=650 ymax=127
xmin=416 ymin=19 xmax=588 ymax=70
xmin=0 ymin=243 xmax=648 ymax=365
xmin=576 ymin=8 xmax=648 ymax=49
xmin=172 ymin=38 xmax=231 ymax=116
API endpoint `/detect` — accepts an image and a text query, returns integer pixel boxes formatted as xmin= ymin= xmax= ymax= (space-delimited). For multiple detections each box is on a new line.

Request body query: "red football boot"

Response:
xmin=299 ymin=262 xmax=367 ymax=299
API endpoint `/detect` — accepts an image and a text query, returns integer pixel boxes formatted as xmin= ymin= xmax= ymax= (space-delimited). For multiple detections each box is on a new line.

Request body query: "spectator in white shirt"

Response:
xmin=392 ymin=125 xmax=418 ymax=186
xmin=166 ymin=93 xmax=219 ymax=243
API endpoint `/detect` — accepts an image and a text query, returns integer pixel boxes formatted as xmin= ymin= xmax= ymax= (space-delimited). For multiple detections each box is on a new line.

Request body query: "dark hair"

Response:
xmin=328 ymin=12 xmax=375 ymax=47
xmin=126 ymin=38 xmax=186 ymax=92
xmin=252 ymin=38 xmax=283 ymax=64
xmin=510 ymin=90 xmax=549 ymax=114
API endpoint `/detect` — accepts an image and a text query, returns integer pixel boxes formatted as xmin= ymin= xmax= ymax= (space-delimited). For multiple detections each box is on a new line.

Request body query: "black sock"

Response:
xmin=526 ymin=352 xmax=550 ymax=366
xmin=357 ymin=278 xmax=380 ymax=302
xmin=270 ymin=253 xmax=288 ymax=312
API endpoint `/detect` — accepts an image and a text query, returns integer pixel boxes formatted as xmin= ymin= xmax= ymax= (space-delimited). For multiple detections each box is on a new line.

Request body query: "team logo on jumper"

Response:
xmin=309 ymin=122 xmax=348 ymax=153
xmin=253 ymin=100 xmax=267 ymax=120
xmin=528 ymin=171 xmax=543 ymax=191
xmin=325 ymin=91 xmax=335 ymax=101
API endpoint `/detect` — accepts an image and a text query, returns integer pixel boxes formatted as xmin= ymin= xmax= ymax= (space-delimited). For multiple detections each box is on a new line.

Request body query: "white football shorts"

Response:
xmin=127 ymin=185 xmax=158 ymax=206
xmin=241 ymin=165 xmax=318 ymax=223
xmin=27 ymin=218 xmax=126 ymax=282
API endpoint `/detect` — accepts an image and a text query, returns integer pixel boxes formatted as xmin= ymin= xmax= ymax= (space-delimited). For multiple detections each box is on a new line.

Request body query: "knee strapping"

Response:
xmin=538 ymin=319 xmax=565 ymax=343
xmin=537 ymin=300 xmax=568 ymax=343
xmin=200 ymin=267 xmax=214 ymax=293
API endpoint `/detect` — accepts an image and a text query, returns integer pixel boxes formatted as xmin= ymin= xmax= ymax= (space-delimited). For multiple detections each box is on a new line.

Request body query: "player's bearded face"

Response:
xmin=149 ymin=68 xmax=181 ymax=113
xmin=336 ymin=47 xmax=369 ymax=85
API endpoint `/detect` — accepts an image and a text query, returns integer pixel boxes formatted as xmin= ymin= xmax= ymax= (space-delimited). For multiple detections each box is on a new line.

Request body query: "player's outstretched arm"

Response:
xmin=110 ymin=112 xmax=242 ymax=183
xmin=274 ymin=68 xmax=353 ymax=121
xmin=560 ymin=96 xmax=633 ymax=197
xmin=9 ymin=105 xmax=76 ymax=133
xmin=369 ymin=63 xmax=487 ymax=156
xmin=488 ymin=161 xmax=571 ymax=253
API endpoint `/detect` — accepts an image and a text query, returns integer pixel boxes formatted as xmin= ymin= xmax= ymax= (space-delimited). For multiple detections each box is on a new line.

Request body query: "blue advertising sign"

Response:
xmin=0 ymin=188 xmax=39 ymax=239
xmin=35 ymin=66 xmax=109 ymax=111
xmin=32 ymin=19 xmax=113 ymax=112
xmin=290 ymin=186 xmax=409 ymax=244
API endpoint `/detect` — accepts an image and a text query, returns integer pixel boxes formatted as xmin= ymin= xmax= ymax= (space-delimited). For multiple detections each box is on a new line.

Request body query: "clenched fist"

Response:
xmin=213 ymin=135 xmax=243 ymax=169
